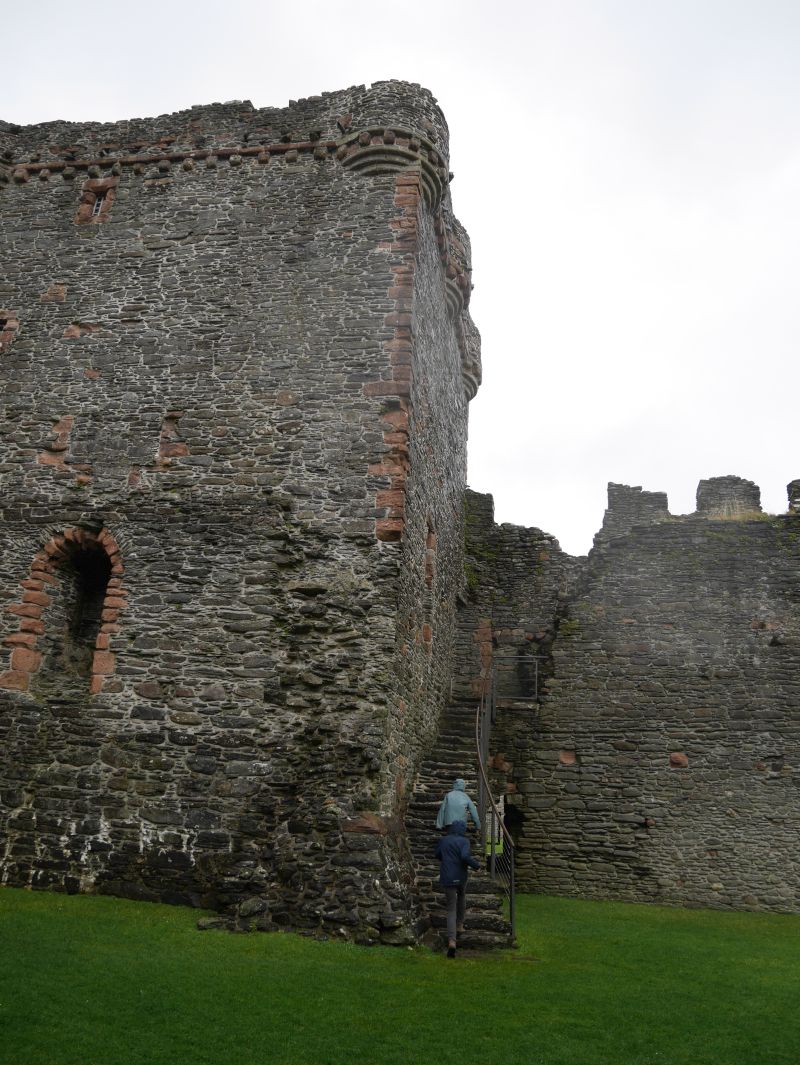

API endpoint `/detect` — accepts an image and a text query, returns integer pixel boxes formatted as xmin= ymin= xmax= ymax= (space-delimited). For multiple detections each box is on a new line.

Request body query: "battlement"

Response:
xmin=596 ymin=475 xmax=796 ymax=546
xmin=0 ymin=81 xmax=449 ymax=173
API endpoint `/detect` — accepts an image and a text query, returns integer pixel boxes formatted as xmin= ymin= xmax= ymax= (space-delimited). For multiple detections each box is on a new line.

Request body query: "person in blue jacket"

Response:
xmin=435 ymin=819 xmax=481 ymax=958
xmin=435 ymin=778 xmax=481 ymax=833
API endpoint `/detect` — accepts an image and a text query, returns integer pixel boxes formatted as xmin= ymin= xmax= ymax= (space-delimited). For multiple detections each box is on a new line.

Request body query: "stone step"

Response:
xmin=428 ymin=911 xmax=509 ymax=934
xmin=404 ymin=701 xmax=512 ymax=951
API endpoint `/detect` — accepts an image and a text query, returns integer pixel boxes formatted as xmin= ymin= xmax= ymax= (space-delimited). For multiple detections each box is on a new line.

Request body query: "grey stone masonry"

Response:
xmin=454 ymin=491 xmax=584 ymax=704
xmin=0 ymin=82 xmax=480 ymax=944
xmin=695 ymin=475 xmax=761 ymax=518
xmin=460 ymin=479 xmax=800 ymax=915
xmin=595 ymin=483 xmax=670 ymax=546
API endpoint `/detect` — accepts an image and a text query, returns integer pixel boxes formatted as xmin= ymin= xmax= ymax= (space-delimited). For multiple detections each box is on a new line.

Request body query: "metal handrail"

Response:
xmin=474 ymin=664 xmax=516 ymax=942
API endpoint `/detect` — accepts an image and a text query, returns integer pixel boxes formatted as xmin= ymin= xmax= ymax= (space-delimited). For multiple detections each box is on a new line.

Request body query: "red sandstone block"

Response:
xmin=385 ymin=338 xmax=412 ymax=352
xmin=95 ymin=633 xmax=110 ymax=650
xmin=101 ymin=608 xmax=120 ymax=623
xmin=368 ymin=462 xmax=396 ymax=477
xmin=20 ymin=578 xmax=44 ymax=591
xmin=100 ymin=623 xmax=121 ymax=634
xmin=387 ymin=286 xmax=412 ymax=299
xmin=384 ymin=313 xmax=411 ymax=328
xmin=395 ymin=172 xmax=420 ymax=186
xmin=0 ymin=670 xmax=29 ymax=691
xmin=391 ymin=366 xmax=412 ymax=382
xmin=376 ymin=489 xmax=406 ymax=508
xmin=92 ymin=650 xmax=116 ymax=675
xmin=376 ymin=518 xmax=404 ymax=542
xmin=11 ymin=647 xmax=41 ymax=672
xmin=362 ymin=381 xmax=410 ymax=398
xmin=89 ymin=675 xmax=104 ymax=695
xmin=40 ymin=283 xmax=66 ymax=303
xmin=37 ymin=451 xmax=66 ymax=466
xmin=20 ymin=619 xmax=45 ymax=635
xmin=3 ymin=632 xmax=36 ymax=648
xmin=22 ymin=590 xmax=50 ymax=607
xmin=381 ymin=410 xmax=409 ymax=430
xmin=103 ymin=596 xmax=126 ymax=610
xmin=383 ymin=432 xmax=410 ymax=446
xmin=7 ymin=603 xmax=42 ymax=619
xmin=160 ymin=441 xmax=189 ymax=458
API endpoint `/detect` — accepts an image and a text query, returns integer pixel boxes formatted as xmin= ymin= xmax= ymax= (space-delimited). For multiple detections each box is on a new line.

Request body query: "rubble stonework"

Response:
xmin=0 ymin=83 xmax=479 ymax=942
xmin=3 ymin=80 xmax=799 ymax=937
xmin=460 ymin=478 xmax=800 ymax=913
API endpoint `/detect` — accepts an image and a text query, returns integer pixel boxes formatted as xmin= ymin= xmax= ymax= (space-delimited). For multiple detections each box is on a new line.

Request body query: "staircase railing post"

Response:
xmin=475 ymin=659 xmax=516 ymax=948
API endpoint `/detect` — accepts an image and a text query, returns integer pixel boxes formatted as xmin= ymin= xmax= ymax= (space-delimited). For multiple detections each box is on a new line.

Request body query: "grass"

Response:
xmin=1 ymin=887 xmax=799 ymax=1065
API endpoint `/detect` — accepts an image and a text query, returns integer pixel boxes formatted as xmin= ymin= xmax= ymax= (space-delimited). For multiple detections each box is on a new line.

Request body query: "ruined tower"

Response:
xmin=0 ymin=83 xmax=480 ymax=942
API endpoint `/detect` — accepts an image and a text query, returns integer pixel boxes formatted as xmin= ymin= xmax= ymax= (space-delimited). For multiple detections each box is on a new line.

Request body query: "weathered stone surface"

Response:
xmin=0 ymin=82 xmax=479 ymax=945
xmin=460 ymin=480 xmax=800 ymax=915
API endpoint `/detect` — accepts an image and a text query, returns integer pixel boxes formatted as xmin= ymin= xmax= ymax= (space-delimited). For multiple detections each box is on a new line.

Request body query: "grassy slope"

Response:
xmin=1 ymin=887 xmax=798 ymax=1065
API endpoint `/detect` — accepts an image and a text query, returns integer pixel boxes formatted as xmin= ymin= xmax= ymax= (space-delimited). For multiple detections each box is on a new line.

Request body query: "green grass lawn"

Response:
xmin=1 ymin=887 xmax=798 ymax=1065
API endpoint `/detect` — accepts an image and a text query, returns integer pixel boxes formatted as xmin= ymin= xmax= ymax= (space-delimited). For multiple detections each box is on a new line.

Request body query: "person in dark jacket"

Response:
xmin=435 ymin=819 xmax=480 ymax=957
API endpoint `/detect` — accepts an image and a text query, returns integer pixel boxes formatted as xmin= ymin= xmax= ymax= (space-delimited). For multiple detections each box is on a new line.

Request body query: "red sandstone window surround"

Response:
xmin=75 ymin=177 xmax=119 ymax=225
xmin=0 ymin=312 xmax=20 ymax=352
xmin=0 ymin=527 xmax=126 ymax=696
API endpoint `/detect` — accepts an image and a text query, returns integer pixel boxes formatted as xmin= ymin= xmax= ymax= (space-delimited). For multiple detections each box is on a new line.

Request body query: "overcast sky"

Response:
xmin=5 ymin=1 xmax=799 ymax=554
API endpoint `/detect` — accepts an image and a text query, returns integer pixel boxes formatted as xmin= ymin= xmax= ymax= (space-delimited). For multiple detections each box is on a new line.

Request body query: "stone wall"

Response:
xmin=453 ymin=491 xmax=583 ymax=703
xmin=0 ymin=82 xmax=479 ymax=942
xmin=470 ymin=478 xmax=800 ymax=914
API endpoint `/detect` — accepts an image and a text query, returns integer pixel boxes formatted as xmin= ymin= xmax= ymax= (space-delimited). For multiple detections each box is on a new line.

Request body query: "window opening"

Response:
xmin=38 ymin=542 xmax=111 ymax=690
xmin=0 ymin=313 xmax=19 ymax=353
xmin=75 ymin=177 xmax=118 ymax=224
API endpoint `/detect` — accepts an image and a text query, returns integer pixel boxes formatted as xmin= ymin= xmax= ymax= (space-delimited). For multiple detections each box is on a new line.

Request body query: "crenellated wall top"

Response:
xmin=0 ymin=81 xmax=449 ymax=167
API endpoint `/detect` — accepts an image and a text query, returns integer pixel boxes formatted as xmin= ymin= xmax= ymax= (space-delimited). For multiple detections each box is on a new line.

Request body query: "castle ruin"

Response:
xmin=1 ymin=83 xmax=798 ymax=943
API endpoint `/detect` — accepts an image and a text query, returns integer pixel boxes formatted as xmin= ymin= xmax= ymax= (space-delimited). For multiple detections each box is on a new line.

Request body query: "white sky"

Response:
xmin=5 ymin=1 xmax=799 ymax=555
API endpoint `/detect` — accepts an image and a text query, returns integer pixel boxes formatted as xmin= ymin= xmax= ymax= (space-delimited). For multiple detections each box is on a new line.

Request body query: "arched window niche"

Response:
xmin=0 ymin=525 xmax=125 ymax=698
